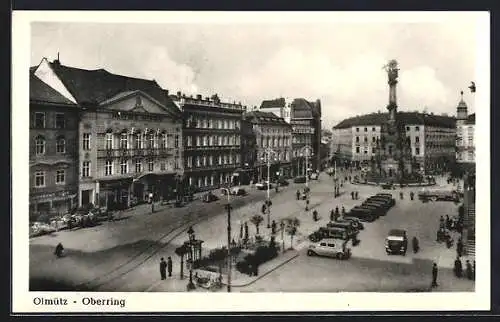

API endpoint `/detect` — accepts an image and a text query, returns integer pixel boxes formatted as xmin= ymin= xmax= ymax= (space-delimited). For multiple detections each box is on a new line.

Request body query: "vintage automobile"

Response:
xmin=327 ymin=220 xmax=360 ymax=234
xmin=202 ymin=192 xmax=219 ymax=203
xmin=361 ymin=201 xmax=388 ymax=215
xmin=231 ymin=187 xmax=248 ymax=196
xmin=418 ymin=189 xmax=459 ymax=202
xmin=255 ymin=181 xmax=273 ymax=190
xmin=277 ymin=177 xmax=290 ymax=186
xmin=308 ymin=226 xmax=349 ymax=243
xmin=373 ymin=193 xmax=396 ymax=207
xmin=307 ymin=238 xmax=352 ymax=260
xmin=385 ymin=229 xmax=408 ymax=255
xmin=293 ymin=176 xmax=307 ymax=184
xmin=309 ymin=172 xmax=319 ymax=180
xmin=347 ymin=207 xmax=378 ymax=222
xmin=340 ymin=216 xmax=365 ymax=230
xmin=381 ymin=182 xmax=394 ymax=190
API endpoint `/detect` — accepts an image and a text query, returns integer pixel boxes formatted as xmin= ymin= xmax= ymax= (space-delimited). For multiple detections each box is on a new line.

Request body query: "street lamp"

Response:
xmin=186 ymin=226 xmax=196 ymax=291
xmin=261 ymin=148 xmax=278 ymax=228
xmin=300 ymin=145 xmax=314 ymax=188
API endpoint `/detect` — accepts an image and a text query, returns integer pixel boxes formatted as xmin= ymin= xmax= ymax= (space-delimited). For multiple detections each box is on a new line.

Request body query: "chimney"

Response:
xmin=177 ymin=91 xmax=181 ymax=98
xmin=196 ymin=94 xmax=202 ymax=100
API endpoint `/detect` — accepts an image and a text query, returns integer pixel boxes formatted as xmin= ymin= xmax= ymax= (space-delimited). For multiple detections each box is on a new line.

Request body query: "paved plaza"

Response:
xmin=29 ymin=171 xmax=474 ymax=292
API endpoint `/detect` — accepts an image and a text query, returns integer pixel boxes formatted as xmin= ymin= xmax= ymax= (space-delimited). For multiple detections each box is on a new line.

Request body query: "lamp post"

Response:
xmin=186 ymin=226 xmax=196 ymax=290
xmin=300 ymin=145 xmax=313 ymax=188
xmin=261 ymin=147 xmax=278 ymax=228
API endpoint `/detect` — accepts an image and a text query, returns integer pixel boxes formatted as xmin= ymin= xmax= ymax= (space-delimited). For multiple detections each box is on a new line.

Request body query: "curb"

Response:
xmin=229 ymin=252 xmax=301 ymax=288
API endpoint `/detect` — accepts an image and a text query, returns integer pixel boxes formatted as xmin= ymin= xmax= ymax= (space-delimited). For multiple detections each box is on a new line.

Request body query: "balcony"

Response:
xmin=184 ymin=145 xmax=240 ymax=151
xmin=185 ymin=163 xmax=238 ymax=172
xmin=97 ymin=148 xmax=175 ymax=158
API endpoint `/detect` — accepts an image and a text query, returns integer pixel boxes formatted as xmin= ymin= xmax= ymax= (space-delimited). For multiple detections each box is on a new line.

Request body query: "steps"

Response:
xmin=465 ymin=239 xmax=475 ymax=258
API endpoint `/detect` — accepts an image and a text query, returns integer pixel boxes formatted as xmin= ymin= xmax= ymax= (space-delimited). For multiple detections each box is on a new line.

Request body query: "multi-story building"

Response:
xmin=331 ymin=112 xmax=456 ymax=172
xmin=33 ymin=58 xmax=183 ymax=209
xmin=290 ymin=98 xmax=322 ymax=175
xmin=243 ymin=111 xmax=293 ymax=181
xmin=259 ymin=97 xmax=291 ymax=123
xmin=29 ymin=70 xmax=79 ymax=217
xmin=172 ymin=92 xmax=245 ymax=190
xmin=456 ymin=92 xmax=476 ymax=164
xmin=239 ymin=117 xmax=257 ymax=184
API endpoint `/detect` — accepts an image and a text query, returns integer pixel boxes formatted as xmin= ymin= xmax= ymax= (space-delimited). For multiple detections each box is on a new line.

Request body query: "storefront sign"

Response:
xmin=30 ymin=190 xmax=76 ymax=202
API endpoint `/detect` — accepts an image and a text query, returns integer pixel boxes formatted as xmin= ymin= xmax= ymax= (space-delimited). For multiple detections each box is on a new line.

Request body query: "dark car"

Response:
xmin=363 ymin=200 xmax=390 ymax=213
xmin=385 ymin=229 xmax=408 ymax=255
xmin=277 ymin=178 xmax=289 ymax=186
xmin=372 ymin=194 xmax=396 ymax=207
xmin=341 ymin=216 xmax=365 ymax=230
xmin=358 ymin=203 xmax=386 ymax=217
xmin=327 ymin=221 xmax=360 ymax=235
xmin=375 ymin=193 xmax=396 ymax=204
xmin=309 ymin=226 xmax=349 ymax=242
xmin=381 ymin=183 xmax=394 ymax=190
xmin=347 ymin=207 xmax=377 ymax=222
xmin=293 ymin=176 xmax=307 ymax=184
xmin=202 ymin=192 xmax=219 ymax=203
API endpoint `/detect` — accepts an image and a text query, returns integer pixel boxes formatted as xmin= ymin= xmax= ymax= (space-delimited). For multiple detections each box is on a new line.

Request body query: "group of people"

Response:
xmin=454 ymin=257 xmax=475 ymax=280
xmin=329 ymin=206 xmax=346 ymax=222
xmin=399 ymin=191 xmax=415 ymax=200
xmin=350 ymin=191 xmax=359 ymax=200
xmin=159 ymin=257 xmax=173 ymax=280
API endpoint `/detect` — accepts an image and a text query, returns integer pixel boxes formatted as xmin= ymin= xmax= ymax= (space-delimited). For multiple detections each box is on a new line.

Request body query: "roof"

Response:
xmin=260 ymin=98 xmax=286 ymax=109
xmin=46 ymin=60 xmax=180 ymax=114
xmin=30 ymin=73 xmax=76 ymax=106
xmin=333 ymin=111 xmax=456 ymax=129
xmin=243 ymin=110 xmax=290 ymax=126
xmin=388 ymin=229 xmax=406 ymax=236
xmin=290 ymin=98 xmax=321 ymax=119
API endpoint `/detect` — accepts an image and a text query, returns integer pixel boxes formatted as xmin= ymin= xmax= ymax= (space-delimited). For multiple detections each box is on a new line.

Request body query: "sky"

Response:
xmin=30 ymin=17 xmax=480 ymax=129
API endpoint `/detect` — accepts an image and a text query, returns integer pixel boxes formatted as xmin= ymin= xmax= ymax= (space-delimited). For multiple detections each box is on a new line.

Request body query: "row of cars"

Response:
xmin=306 ymin=193 xmax=396 ymax=260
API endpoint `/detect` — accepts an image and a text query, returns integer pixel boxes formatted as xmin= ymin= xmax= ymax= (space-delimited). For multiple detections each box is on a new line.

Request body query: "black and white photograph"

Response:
xmin=12 ymin=11 xmax=490 ymax=312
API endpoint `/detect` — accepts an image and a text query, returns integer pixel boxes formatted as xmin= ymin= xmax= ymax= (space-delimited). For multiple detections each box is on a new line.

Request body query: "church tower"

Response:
xmin=456 ymin=90 xmax=468 ymax=125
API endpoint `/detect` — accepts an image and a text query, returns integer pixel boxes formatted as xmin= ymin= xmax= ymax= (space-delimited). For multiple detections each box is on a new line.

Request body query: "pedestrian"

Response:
xmin=261 ymin=203 xmax=266 ymax=214
xmin=151 ymin=202 xmax=155 ymax=213
xmin=160 ymin=257 xmax=167 ymax=280
xmin=355 ymin=191 xmax=359 ymax=200
xmin=271 ymin=220 xmax=277 ymax=234
xmin=275 ymin=185 xmax=278 ymax=193
xmin=239 ymin=223 xmax=243 ymax=240
xmin=412 ymin=236 xmax=420 ymax=253
xmin=351 ymin=191 xmax=354 ymax=200
xmin=439 ymin=216 xmax=445 ymax=228
xmin=473 ymin=260 xmax=476 ymax=280
xmin=457 ymin=237 xmax=463 ymax=257
xmin=167 ymin=256 xmax=173 ymax=277
xmin=296 ymin=190 xmax=300 ymax=200
xmin=399 ymin=191 xmax=404 ymax=200
xmin=305 ymin=199 xmax=309 ymax=211
xmin=431 ymin=262 xmax=438 ymax=287
xmin=54 ymin=242 xmax=64 ymax=258
xmin=313 ymin=210 xmax=318 ymax=221
xmin=410 ymin=191 xmax=414 ymax=201
xmin=330 ymin=209 xmax=334 ymax=222
xmin=454 ymin=257 xmax=463 ymax=278
xmin=244 ymin=222 xmax=249 ymax=241
xmin=466 ymin=260 xmax=473 ymax=280
xmin=341 ymin=206 xmax=346 ymax=215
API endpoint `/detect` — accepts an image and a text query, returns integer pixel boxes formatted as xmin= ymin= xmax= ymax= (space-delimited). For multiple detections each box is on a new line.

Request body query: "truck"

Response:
xmin=418 ymin=188 xmax=459 ymax=202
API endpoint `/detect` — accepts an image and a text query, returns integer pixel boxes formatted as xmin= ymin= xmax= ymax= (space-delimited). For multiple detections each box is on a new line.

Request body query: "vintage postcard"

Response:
xmin=11 ymin=11 xmax=490 ymax=313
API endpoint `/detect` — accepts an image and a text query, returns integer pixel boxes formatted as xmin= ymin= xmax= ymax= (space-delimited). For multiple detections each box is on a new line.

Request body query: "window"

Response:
xmin=174 ymin=157 xmax=179 ymax=169
xmin=83 ymin=133 xmax=91 ymax=150
xmin=55 ymin=169 xmax=65 ymax=184
xmin=82 ymin=161 xmax=91 ymax=177
xmin=55 ymin=113 xmax=65 ymax=129
xmin=175 ymin=135 xmax=179 ymax=148
xmin=105 ymin=160 xmax=113 ymax=176
xmin=218 ymin=155 xmax=222 ymax=165
xmin=356 ymin=146 xmax=360 ymax=154
xmin=148 ymin=134 xmax=154 ymax=149
xmin=415 ymin=126 xmax=420 ymax=131
xmin=364 ymin=149 xmax=368 ymax=154
xmin=415 ymin=136 xmax=420 ymax=143
xmin=187 ymin=136 xmax=192 ymax=147
xmin=135 ymin=133 xmax=142 ymax=149
xmin=388 ymin=146 xmax=393 ymax=156
xmin=35 ymin=112 xmax=45 ymax=128
xmin=406 ymin=126 xmax=410 ymax=131
xmin=120 ymin=159 xmax=128 ymax=174
xmin=209 ymin=155 xmax=213 ymax=165
xmin=148 ymin=159 xmax=154 ymax=172
xmin=161 ymin=134 xmax=167 ymax=149
xmin=355 ymin=127 xmax=359 ymax=132
xmin=35 ymin=136 xmax=46 ymax=155
xmin=372 ymin=137 xmax=376 ymax=143
xmin=320 ymin=242 xmax=327 ymax=247
xmin=187 ymin=156 xmax=193 ymax=168
xmin=355 ymin=136 xmax=359 ymax=143
xmin=196 ymin=156 xmax=201 ymax=167
xmin=208 ymin=119 xmax=212 ymax=128
xmin=34 ymin=171 xmax=45 ymax=187
xmin=56 ymin=136 xmax=66 ymax=153
xmin=196 ymin=136 xmax=200 ymax=146
xmin=135 ymin=160 xmax=141 ymax=173
xmin=364 ymin=127 xmax=367 ymax=132
xmin=161 ymin=162 xmax=166 ymax=171
xmin=415 ymin=147 xmax=420 ymax=155
xmin=372 ymin=127 xmax=376 ymax=131
xmin=203 ymin=136 xmax=207 ymax=146
xmin=364 ymin=137 xmax=368 ymax=143
xmin=120 ymin=133 xmax=128 ymax=149
xmin=202 ymin=156 xmax=207 ymax=166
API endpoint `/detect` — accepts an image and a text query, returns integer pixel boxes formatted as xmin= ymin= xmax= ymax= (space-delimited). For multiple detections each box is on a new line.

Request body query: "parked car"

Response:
xmin=277 ymin=177 xmax=289 ymax=186
xmin=381 ymin=182 xmax=394 ymax=190
xmin=308 ymin=226 xmax=349 ymax=242
xmin=255 ymin=181 xmax=273 ymax=190
xmin=310 ymin=172 xmax=319 ymax=180
xmin=418 ymin=189 xmax=459 ymax=202
xmin=362 ymin=201 xmax=389 ymax=215
xmin=231 ymin=187 xmax=248 ymax=196
xmin=347 ymin=207 xmax=377 ymax=222
xmin=326 ymin=221 xmax=360 ymax=235
xmin=385 ymin=229 xmax=408 ymax=255
xmin=202 ymin=192 xmax=219 ymax=203
xmin=293 ymin=176 xmax=307 ymax=184
xmin=363 ymin=199 xmax=391 ymax=211
xmin=307 ymin=238 xmax=351 ymax=260
xmin=373 ymin=193 xmax=396 ymax=207
xmin=340 ymin=216 xmax=365 ymax=230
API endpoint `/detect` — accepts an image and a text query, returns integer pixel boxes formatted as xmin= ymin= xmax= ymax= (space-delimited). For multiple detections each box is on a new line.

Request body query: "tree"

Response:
xmin=250 ymin=214 xmax=264 ymax=236
xmin=282 ymin=217 xmax=301 ymax=250
xmin=174 ymin=244 xmax=189 ymax=279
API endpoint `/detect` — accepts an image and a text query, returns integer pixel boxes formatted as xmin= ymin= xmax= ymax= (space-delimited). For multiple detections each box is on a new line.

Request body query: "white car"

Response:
xmin=310 ymin=172 xmax=319 ymax=180
xmin=255 ymin=181 xmax=273 ymax=190
xmin=307 ymin=238 xmax=351 ymax=260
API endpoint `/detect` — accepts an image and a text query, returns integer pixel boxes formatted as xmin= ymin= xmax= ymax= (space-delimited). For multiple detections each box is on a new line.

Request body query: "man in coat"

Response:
xmin=466 ymin=260 xmax=473 ymax=280
xmin=160 ymin=257 xmax=167 ymax=280
xmin=431 ymin=262 xmax=438 ymax=287
xmin=457 ymin=238 xmax=464 ymax=257
xmin=454 ymin=257 xmax=463 ymax=278
xmin=167 ymin=256 xmax=173 ymax=277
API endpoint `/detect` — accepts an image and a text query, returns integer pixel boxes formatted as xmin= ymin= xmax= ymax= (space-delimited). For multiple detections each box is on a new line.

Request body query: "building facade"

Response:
xmin=331 ymin=112 xmax=456 ymax=173
xmin=33 ymin=58 xmax=183 ymax=210
xmin=243 ymin=111 xmax=293 ymax=181
xmin=290 ymin=98 xmax=322 ymax=175
xmin=172 ymin=93 xmax=245 ymax=190
xmin=259 ymin=97 xmax=291 ymax=123
xmin=240 ymin=117 xmax=257 ymax=183
xmin=29 ymin=71 xmax=79 ymax=218
xmin=456 ymin=92 xmax=476 ymax=164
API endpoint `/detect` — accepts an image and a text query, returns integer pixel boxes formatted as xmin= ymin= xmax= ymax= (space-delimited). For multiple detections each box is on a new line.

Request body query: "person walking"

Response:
xmin=466 ymin=260 xmax=473 ymax=280
xmin=355 ymin=191 xmax=359 ymax=200
xmin=445 ymin=215 xmax=451 ymax=230
xmin=151 ymin=201 xmax=155 ymax=213
xmin=341 ymin=206 xmax=346 ymax=216
xmin=399 ymin=191 xmax=404 ymax=200
xmin=410 ymin=191 xmax=414 ymax=201
xmin=351 ymin=191 xmax=354 ymax=200
xmin=271 ymin=220 xmax=277 ymax=235
xmin=305 ymin=199 xmax=310 ymax=211
xmin=244 ymin=222 xmax=249 ymax=242
xmin=160 ymin=257 xmax=167 ymax=280
xmin=167 ymin=256 xmax=173 ymax=277
xmin=439 ymin=216 xmax=445 ymax=229
xmin=457 ymin=237 xmax=464 ymax=257
xmin=431 ymin=262 xmax=439 ymax=287
xmin=330 ymin=209 xmax=334 ymax=222
xmin=312 ymin=210 xmax=318 ymax=221
xmin=296 ymin=190 xmax=300 ymax=200
xmin=412 ymin=236 xmax=420 ymax=253
xmin=454 ymin=257 xmax=463 ymax=278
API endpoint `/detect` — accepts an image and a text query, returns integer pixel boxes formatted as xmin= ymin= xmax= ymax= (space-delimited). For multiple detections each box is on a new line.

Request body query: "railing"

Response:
xmin=97 ymin=148 xmax=175 ymax=158
xmin=184 ymin=145 xmax=240 ymax=151
xmin=185 ymin=163 xmax=238 ymax=171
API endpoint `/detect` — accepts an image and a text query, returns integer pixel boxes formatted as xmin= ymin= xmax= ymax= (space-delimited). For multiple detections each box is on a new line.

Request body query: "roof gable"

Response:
xmin=30 ymin=73 xmax=77 ymax=106
xmin=260 ymin=98 xmax=286 ymax=109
